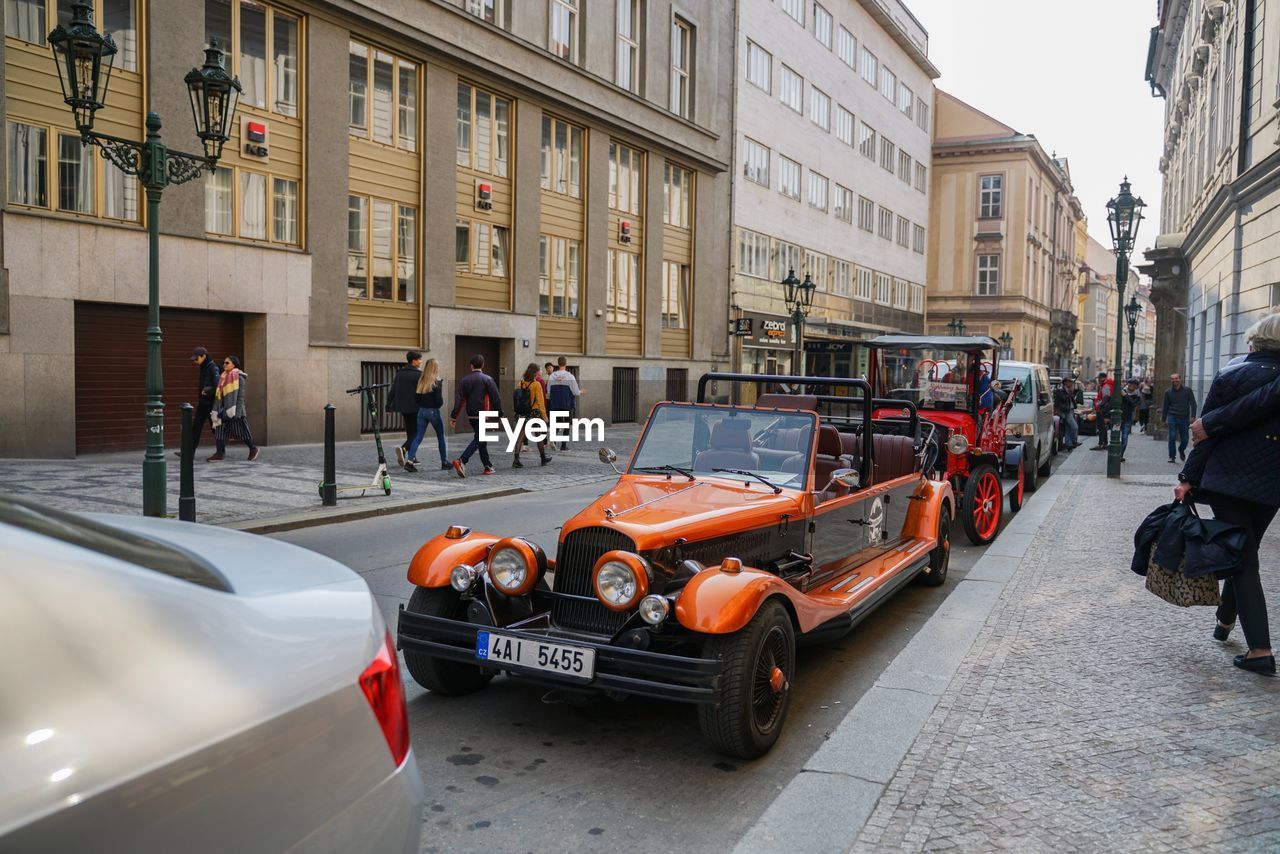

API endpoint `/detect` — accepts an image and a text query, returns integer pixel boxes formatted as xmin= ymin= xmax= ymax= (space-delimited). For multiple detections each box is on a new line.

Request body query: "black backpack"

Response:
xmin=513 ymin=384 xmax=533 ymax=417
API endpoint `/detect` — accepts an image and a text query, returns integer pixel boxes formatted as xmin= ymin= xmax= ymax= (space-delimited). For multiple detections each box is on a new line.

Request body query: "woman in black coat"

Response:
xmin=1176 ymin=313 xmax=1280 ymax=674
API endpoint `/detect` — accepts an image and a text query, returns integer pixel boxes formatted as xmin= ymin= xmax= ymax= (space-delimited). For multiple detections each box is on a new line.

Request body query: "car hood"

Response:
xmin=1005 ymin=402 xmax=1039 ymax=424
xmin=562 ymin=475 xmax=803 ymax=550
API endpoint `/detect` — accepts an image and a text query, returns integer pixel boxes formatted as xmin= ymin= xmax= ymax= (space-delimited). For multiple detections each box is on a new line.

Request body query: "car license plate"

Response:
xmin=476 ymin=630 xmax=595 ymax=681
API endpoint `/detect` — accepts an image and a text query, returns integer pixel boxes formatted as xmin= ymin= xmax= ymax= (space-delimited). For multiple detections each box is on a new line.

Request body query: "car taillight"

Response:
xmin=359 ymin=630 xmax=411 ymax=767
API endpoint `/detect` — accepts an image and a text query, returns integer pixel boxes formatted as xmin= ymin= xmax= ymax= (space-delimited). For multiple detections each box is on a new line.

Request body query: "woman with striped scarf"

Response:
xmin=208 ymin=355 xmax=260 ymax=462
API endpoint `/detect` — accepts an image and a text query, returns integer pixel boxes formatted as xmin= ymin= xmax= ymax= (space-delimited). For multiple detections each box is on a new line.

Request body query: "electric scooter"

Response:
xmin=318 ymin=383 xmax=393 ymax=499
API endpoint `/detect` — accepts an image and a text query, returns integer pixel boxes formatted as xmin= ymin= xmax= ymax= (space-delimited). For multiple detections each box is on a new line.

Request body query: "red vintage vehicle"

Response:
xmin=865 ymin=335 xmax=1026 ymax=545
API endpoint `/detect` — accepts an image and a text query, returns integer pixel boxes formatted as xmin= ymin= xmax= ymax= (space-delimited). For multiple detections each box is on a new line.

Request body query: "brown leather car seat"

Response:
xmin=693 ymin=419 xmax=760 ymax=471
xmin=872 ymin=434 xmax=917 ymax=483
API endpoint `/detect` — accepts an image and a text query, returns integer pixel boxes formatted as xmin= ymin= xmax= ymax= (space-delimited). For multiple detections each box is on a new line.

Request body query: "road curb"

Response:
xmin=225 ymin=486 xmax=527 ymax=534
xmin=732 ymin=446 xmax=1090 ymax=854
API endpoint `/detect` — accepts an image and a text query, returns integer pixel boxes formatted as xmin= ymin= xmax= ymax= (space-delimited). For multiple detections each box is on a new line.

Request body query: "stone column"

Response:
xmin=1140 ymin=240 xmax=1187 ymax=442
xmin=306 ymin=17 xmax=350 ymax=346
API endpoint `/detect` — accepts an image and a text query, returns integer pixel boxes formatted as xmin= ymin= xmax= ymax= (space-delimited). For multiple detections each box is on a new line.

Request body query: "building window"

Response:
xmin=859 ymin=45 xmax=877 ymax=85
xmin=910 ymin=283 xmax=923 ymax=313
xmin=916 ymin=97 xmax=930 ymax=132
xmin=835 ymin=105 xmax=854 ymax=146
xmin=897 ymin=82 xmax=914 ymax=117
xmin=466 ymin=0 xmax=504 ymax=25
xmin=549 ymin=0 xmax=578 ymax=61
xmin=541 ymin=115 xmax=583 ymax=197
xmin=661 ymin=260 xmax=690 ymax=329
xmin=746 ymin=40 xmax=771 ymax=92
xmin=977 ymin=254 xmax=1000 ymax=295
xmin=240 ymin=171 xmax=267 ymax=240
xmin=979 ymin=174 xmax=1002 ymax=218
xmin=880 ymin=137 xmax=895 ymax=172
xmin=898 ymin=150 xmax=912 ymax=183
xmin=608 ymin=141 xmax=644 ymax=213
xmin=834 ymin=184 xmax=854 ymax=223
xmin=857 ymin=195 xmax=874 ymax=232
xmin=831 ymin=259 xmax=851 ymax=296
xmin=1245 ymin=0 xmax=1265 ymax=132
xmin=1222 ymin=34 xmax=1235 ymax=157
xmin=6 ymin=0 xmax=46 ymax=45
xmin=807 ymin=171 xmax=828 ymax=211
xmin=804 ymin=250 xmax=827 ymax=289
xmin=607 ymin=249 xmax=641 ymax=324
xmin=206 ymin=167 xmax=234 ymax=235
xmin=893 ymin=278 xmax=908 ymax=309
xmin=855 ymin=267 xmax=873 ymax=301
xmin=914 ymin=162 xmax=927 ymax=192
xmin=664 ymin=163 xmax=693 ymax=228
xmin=875 ymin=272 xmax=890 ymax=304
xmin=56 ymin=133 xmax=93 ymax=214
xmin=743 ymin=137 xmax=770 ymax=186
xmin=812 ymin=3 xmax=832 ymax=48
xmin=349 ymin=41 xmax=417 ymax=152
xmin=273 ymin=177 xmax=299 ymax=244
xmin=616 ymin=0 xmax=641 ymax=93
xmin=778 ymin=156 xmax=801 ymax=200
xmin=877 ymin=206 xmax=893 ymax=240
xmin=836 ymin=25 xmax=856 ymax=67
xmin=809 ymin=87 xmax=830 ymax=131
xmin=780 ymin=65 xmax=803 ymax=112
xmin=456 ymin=216 xmax=510 ymax=280
xmin=456 ymin=83 xmax=511 ymax=177
xmin=879 ymin=66 xmax=896 ymax=101
xmin=347 ymin=196 xmax=415 ymax=302
xmin=858 ymin=122 xmax=876 ymax=159
xmin=538 ymin=234 xmax=581 ymax=317
xmin=670 ymin=17 xmax=692 ymax=118
xmin=205 ymin=1 xmax=298 ymax=117
xmin=781 ymin=0 xmax=804 ymax=25
xmin=770 ymin=239 xmax=802 ymax=281
xmin=912 ymin=223 xmax=925 ymax=254
xmin=202 ymin=163 xmax=298 ymax=244
xmin=896 ymin=214 xmax=909 ymax=248
xmin=738 ymin=228 xmax=770 ymax=278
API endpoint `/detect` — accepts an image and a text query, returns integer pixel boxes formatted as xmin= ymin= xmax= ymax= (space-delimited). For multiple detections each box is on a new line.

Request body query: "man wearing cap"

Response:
xmin=181 ymin=346 xmax=221 ymax=457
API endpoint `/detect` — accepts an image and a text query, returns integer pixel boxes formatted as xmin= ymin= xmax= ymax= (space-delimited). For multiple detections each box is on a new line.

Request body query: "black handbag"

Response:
xmin=1180 ymin=501 xmax=1249 ymax=578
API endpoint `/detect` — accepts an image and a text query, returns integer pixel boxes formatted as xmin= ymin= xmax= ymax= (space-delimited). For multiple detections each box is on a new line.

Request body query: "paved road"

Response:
xmin=275 ymin=452 xmax=1070 ymax=853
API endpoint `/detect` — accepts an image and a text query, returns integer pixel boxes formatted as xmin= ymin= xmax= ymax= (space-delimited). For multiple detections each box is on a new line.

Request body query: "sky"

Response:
xmin=906 ymin=0 xmax=1164 ymax=254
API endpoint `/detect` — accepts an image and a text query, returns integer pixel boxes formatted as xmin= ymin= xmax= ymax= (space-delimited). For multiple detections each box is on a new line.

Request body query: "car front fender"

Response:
xmin=674 ymin=567 xmax=798 ymax=635
xmin=407 ymin=532 xmax=501 ymax=588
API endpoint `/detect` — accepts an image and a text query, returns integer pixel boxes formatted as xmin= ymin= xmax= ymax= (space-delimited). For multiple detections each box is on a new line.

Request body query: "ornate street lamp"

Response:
xmin=1104 ymin=177 xmax=1146 ymax=478
xmin=49 ymin=3 xmax=241 ymax=516
xmin=998 ymin=330 xmax=1014 ymax=360
xmin=780 ymin=269 xmax=815 ymax=376
xmin=946 ymin=316 xmax=967 ymax=336
xmin=1125 ymin=294 xmax=1141 ymax=380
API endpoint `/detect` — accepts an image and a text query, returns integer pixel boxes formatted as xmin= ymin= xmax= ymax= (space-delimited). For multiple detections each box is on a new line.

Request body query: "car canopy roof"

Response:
xmin=865 ymin=335 xmax=1000 ymax=353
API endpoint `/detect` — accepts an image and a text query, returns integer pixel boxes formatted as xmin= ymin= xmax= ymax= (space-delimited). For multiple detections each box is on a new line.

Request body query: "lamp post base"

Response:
xmin=1106 ymin=424 xmax=1123 ymax=478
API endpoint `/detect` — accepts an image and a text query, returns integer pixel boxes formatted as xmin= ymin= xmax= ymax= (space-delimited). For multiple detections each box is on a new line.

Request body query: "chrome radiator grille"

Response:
xmin=551 ymin=526 xmax=637 ymax=635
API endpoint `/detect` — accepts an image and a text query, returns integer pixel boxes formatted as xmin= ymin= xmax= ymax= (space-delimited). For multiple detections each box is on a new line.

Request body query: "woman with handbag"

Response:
xmin=1175 ymin=313 xmax=1280 ymax=674
xmin=208 ymin=355 xmax=260 ymax=462
xmin=404 ymin=358 xmax=449 ymax=472
xmin=512 ymin=363 xmax=550 ymax=468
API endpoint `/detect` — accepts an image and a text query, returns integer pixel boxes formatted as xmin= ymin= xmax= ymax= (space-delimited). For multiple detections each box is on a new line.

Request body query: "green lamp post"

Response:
xmin=998 ymin=330 xmax=1014 ymax=360
xmin=1105 ymin=177 xmax=1146 ymax=479
xmin=947 ymin=316 xmax=966 ymax=336
xmin=781 ymin=269 xmax=816 ymax=376
xmin=49 ymin=2 xmax=241 ymax=516
xmin=1125 ymin=294 xmax=1141 ymax=380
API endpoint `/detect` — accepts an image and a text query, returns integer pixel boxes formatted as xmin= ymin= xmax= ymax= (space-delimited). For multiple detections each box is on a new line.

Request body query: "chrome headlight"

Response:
xmin=638 ymin=595 xmax=671 ymax=626
xmin=488 ymin=538 xmax=541 ymax=597
xmin=449 ymin=563 xmax=477 ymax=592
xmin=946 ymin=434 xmax=969 ymax=455
xmin=592 ymin=550 xmax=650 ymax=612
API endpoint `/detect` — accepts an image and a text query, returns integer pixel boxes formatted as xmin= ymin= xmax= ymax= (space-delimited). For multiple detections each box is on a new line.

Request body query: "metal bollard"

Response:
xmin=179 ymin=403 xmax=196 ymax=522
xmin=321 ymin=404 xmax=337 ymax=506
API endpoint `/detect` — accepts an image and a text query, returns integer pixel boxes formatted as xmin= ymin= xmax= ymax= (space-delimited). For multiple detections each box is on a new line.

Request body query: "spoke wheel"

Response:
xmin=961 ymin=464 xmax=1003 ymax=545
xmin=918 ymin=509 xmax=951 ymax=587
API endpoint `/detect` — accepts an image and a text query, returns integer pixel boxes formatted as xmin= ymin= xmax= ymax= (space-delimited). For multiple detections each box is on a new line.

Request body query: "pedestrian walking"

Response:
xmin=386 ymin=350 xmax=422 ymax=469
xmin=1053 ymin=376 xmax=1080 ymax=451
xmin=547 ymin=356 xmax=582 ymax=451
xmin=1092 ymin=372 xmax=1113 ymax=449
xmin=1162 ymin=372 xmax=1197 ymax=463
xmin=512 ymin=363 xmax=551 ymax=468
xmin=1175 ymin=313 xmax=1280 ymax=674
xmin=449 ymin=354 xmax=502 ymax=477
xmin=1138 ymin=380 xmax=1153 ymax=433
xmin=1119 ymin=379 xmax=1140 ymax=461
xmin=178 ymin=345 xmax=220 ymax=457
xmin=405 ymin=358 xmax=448 ymax=473
xmin=208 ymin=355 xmax=258 ymax=462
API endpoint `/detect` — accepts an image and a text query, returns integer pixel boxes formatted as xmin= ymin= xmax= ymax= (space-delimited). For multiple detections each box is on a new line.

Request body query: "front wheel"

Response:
xmin=1009 ymin=453 xmax=1025 ymax=512
xmin=1024 ymin=444 xmax=1041 ymax=493
xmin=961 ymin=464 xmax=1003 ymax=545
xmin=698 ymin=600 xmax=795 ymax=759
xmin=402 ymin=587 xmax=494 ymax=696
xmin=917 ymin=510 xmax=951 ymax=587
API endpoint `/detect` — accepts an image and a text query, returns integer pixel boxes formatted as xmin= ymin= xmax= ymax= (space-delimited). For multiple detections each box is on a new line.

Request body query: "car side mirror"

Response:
xmin=598 ymin=447 xmax=621 ymax=473
xmin=1038 ymin=392 xmax=1050 ymax=407
xmin=829 ymin=467 xmax=862 ymax=490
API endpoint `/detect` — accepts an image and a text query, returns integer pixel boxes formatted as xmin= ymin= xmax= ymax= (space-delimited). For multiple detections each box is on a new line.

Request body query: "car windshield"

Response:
xmin=629 ymin=404 xmax=815 ymax=490
xmin=875 ymin=348 xmax=989 ymax=410
xmin=999 ymin=366 xmax=1033 ymax=404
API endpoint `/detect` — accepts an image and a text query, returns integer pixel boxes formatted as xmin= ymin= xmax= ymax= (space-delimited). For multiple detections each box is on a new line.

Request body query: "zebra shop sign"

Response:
xmin=732 ymin=312 xmax=795 ymax=348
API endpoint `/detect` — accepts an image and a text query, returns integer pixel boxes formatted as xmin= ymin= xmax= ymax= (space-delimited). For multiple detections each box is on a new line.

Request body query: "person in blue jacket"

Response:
xmin=1175 ymin=313 xmax=1280 ymax=674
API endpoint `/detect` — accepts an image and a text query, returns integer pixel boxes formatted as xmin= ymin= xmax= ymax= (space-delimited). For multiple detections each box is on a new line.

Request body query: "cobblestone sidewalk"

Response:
xmin=853 ymin=432 xmax=1280 ymax=851
xmin=0 ymin=426 xmax=642 ymax=528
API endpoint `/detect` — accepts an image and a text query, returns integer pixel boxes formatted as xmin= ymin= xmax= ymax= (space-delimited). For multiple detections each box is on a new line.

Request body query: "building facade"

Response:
xmin=731 ymin=0 xmax=937 ymax=384
xmin=1143 ymin=0 xmax=1280 ymax=427
xmin=1079 ymin=234 xmax=1121 ymax=381
xmin=0 ymin=0 xmax=734 ymax=456
xmin=926 ymin=91 xmax=1084 ymax=370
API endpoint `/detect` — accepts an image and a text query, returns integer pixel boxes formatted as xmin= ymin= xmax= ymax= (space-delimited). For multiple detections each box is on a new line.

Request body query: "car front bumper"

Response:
xmin=397 ymin=606 xmax=721 ymax=704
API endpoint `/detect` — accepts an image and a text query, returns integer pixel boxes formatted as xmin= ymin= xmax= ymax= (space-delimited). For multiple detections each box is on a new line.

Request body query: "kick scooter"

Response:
xmin=317 ymin=383 xmax=392 ymax=499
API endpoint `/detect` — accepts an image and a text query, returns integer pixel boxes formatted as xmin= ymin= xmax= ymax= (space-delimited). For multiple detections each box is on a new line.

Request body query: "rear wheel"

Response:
xmin=1024 ymin=444 xmax=1040 ymax=493
xmin=917 ymin=510 xmax=951 ymax=587
xmin=1038 ymin=439 xmax=1053 ymax=478
xmin=698 ymin=600 xmax=795 ymax=759
xmin=402 ymin=586 xmax=494 ymax=696
xmin=961 ymin=464 xmax=1003 ymax=545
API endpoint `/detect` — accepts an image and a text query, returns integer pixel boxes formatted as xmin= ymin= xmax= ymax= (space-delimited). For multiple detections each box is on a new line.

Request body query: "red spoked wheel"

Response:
xmin=961 ymin=463 xmax=1003 ymax=545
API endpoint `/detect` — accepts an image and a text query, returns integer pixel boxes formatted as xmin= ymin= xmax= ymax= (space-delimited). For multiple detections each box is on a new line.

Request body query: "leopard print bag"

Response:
xmin=1145 ymin=543 xmax=1221 ymax=607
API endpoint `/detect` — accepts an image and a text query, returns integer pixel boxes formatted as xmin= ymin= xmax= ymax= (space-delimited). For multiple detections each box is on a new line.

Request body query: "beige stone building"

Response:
xmin=926 ymin=91 xmax=1083 ymax=372
xmin=0 ymin=0 xmax=734 ymax=456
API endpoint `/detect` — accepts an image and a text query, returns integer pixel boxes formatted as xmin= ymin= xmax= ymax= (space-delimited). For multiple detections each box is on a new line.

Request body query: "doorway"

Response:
xmin=453 ymin=336 xmax=503 ymax=433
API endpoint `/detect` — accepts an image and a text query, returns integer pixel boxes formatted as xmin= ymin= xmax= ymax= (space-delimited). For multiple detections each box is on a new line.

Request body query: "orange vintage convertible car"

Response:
xmin=396 ymin=373 xmax=954 ymax=758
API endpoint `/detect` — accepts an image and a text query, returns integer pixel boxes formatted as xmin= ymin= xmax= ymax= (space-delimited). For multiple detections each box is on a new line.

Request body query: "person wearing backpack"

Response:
xmin=513 ymin=362 xmax=550 ymax=468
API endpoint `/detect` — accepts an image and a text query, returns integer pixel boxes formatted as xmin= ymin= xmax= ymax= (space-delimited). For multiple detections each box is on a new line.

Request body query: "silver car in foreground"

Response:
xmin=0 ymin=496 xmax=423 ymax=854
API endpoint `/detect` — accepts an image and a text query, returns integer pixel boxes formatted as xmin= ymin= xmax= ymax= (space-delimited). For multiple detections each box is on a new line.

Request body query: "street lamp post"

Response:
xmin=946 ymin=316 xmax=967 ymax=336
xmin=49 ymin=3 xmax=241 ymax=516
xmin=1105 ymin=177 xmax=1146 ymax=479
xmin=781 ymin=269 xmax=816 ymax=376
xmin=1125 ymin=294 xmax=1141 ymax=380
xmin=998 ymin=330 xmax=1014 ymax=360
